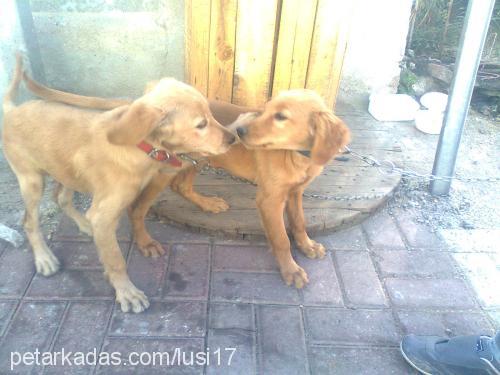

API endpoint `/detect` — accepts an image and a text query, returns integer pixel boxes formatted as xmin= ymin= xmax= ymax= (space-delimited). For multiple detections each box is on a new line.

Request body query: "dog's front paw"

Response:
xmin=116 ymin=284 xmax=150 ymax=313
xmin=137 ymin=238 xmax=165 ymax=258
xmin=35 ymin=250 xmax=60 ymax=276
xmin=298 ymin=240 xmax=326 ymax=259
xmin=198 ymin=197 xmax=229 ymax=213
xmin=281 ymin=264 xmax=309 ymax=289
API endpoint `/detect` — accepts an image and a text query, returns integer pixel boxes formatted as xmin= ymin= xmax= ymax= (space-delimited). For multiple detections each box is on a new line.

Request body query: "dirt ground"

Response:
xmin=0 ymin=104 xmax=498 ymax=245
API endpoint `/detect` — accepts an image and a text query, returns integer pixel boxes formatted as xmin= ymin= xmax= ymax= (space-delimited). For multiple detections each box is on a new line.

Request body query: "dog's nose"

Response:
xmin=236 ymin=126 xmax=247 ymax=138
xmin=227 ymin=134 xmax=236 ymax=144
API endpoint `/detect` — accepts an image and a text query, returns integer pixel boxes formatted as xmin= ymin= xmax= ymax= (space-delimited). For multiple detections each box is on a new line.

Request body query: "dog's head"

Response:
xmin=105 ymin=78 xmax=235 ymax=155
xmin=232 ymin=90 xmax=350 ymax=165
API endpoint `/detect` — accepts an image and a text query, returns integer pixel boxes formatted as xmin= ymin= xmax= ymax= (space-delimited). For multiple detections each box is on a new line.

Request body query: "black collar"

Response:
xmin=297 ymin=150 xmax=311 ymax=158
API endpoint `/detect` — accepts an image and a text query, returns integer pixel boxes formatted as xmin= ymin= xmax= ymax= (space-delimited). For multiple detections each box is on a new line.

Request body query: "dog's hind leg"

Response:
xmin=55 ymin=185 xmax=92 ymax=236
xmin=286 ymin=188 xmax=325 ymax=259
xmin=129 ymin=172 xmax=174 ymax=257
xmin=18 ymin=172 xmax=60 ymax=276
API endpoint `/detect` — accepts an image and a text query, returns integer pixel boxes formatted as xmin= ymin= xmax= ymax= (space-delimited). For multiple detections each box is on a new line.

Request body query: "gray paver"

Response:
xmin=335 ymin=251 xmax=387 ymax=306
xmin=385 ymin=278 xmax=477 ymax=308
xmin=305 ymin=308 xmax=400 ymax=345
xmin=258 ymin=305 xmax=308 ymax=375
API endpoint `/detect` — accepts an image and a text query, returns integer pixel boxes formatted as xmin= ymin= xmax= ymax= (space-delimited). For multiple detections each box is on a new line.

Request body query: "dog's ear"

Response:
xmin=143 ymin=80 xmax=160 ymax=94
xmin=106 ymin=102 xmax=163 ymax=145
xmin=310 ymin=111 xmax=351 ymax=165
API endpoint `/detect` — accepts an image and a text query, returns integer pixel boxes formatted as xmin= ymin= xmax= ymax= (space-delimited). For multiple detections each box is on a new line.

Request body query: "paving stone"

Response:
xmin=0 ymin=300 xmax=17 ymax=336
xmin=0 ymin=242 xmax=6 ymax=258
xmin=109 ymin=301 xmax=206 ymax=337
xmin=0 ymin=247 xmax=35 ymax=298
xmin=309 ymin=346 xmax=413 ymax=375
xmin=305 ymin=308 xmax=400 ymax=345
xmin=258 ymin=305 xmax=308 ymax=375
xmin=0 ymin=301 xmax=66 ymax=374
xmin=211 ymin=272 xmax=300 ymax=304
xmin=26 ymin=270 xmax=114 ymax=299
xmin=213 ymin=245 xmax=278 ymax=272
xmin=51 ymin=241 xmax=129 ymax=269
xmin=127 ymin=245 xmax=168 ymax=297
xmin=214 ymin=237 xmax=266 ymax=246
xmin=439 ymin=229 xmax=500 ymax=253
xmin=397 ymin=310 xmax=495 ymax=336
xmin=53 ymin=215 xmax=131 ymax=242
xmin=335 ymin=251 xmax=387 ymax=306
xmin=488 ymin=311 xmax=500 ymax=329
xmin=297 ymin=253 xmax=343 ymax=306
xmin=315 ymin=225 xmax=368 ymax=251
xmin=143 ymin=220 xmax=210 ymax=244
xmin=99 ymin=337 xmax=204 ymax=374
xmin=385 ymin=278 xmax=477 ymax=308
xmin=372 ymin=250 xmax=457 ymax=277
xmin=164 ymin=244 xmax=210 ymax=299
xmin=453 ymin=253 xmax=500 ymax=308
xmin=394 ymin=209 xmax=446 ymax=248
xmin=207 ymin=329 xmax=255 ymax=375
xmin=209 ymin=303 xmax=254 ymax=331
xmin=362 ymin=210 xmax=406 ymax=249
xmin=46 ymin=301 xmax=113 ymax=374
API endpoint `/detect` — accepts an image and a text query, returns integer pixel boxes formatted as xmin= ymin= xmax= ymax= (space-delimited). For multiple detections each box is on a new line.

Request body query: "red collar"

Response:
xmin=137 ymin=141 xmax=182 ymax=167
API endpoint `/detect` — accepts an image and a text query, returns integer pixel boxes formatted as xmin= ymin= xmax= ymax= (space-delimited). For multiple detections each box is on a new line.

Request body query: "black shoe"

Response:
xmin=400 ymin=334 xmax=500 ymax=375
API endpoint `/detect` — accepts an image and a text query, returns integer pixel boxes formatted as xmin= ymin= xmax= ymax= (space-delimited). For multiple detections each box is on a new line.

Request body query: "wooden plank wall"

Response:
xmin=186 ymin=0 xmax=356 ymax=109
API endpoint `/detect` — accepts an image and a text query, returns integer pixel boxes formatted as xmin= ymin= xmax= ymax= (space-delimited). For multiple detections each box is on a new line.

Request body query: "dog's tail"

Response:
xmin=3 ymin=53 xmax=23 ymax=113
xmin=23 ymin=72 xmax=131 ymax=110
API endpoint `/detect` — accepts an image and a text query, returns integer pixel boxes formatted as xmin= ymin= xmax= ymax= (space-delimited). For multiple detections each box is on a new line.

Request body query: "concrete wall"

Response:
xmin=339 ymin=0 xmax=413 ymax=105
xmin=0 ymin=0 xmax=28 ymax=124
xmin=30 ymin=0 xmax=185 ymax=98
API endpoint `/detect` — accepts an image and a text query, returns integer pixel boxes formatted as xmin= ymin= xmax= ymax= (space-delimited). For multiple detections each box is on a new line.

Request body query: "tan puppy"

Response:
xmin=19 ymin=75 xmax=350 ymax=288
xmin=169 ymin=92 xmax=351 ymax=287
xmin=2 ymin=55 xmax=234 ymax=312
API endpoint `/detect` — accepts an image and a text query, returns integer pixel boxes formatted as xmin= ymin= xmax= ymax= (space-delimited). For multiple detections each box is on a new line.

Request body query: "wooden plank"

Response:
xmin=232 ymin=0 xmax=279 ymax=107
xmin=271 ymin=0 xmax=318 ymax=96
xmin=306 ymin=0 xmax=356 ymax=108
xmin=160 ymin=184 xmax=393 ymax=210
xmin=185 ymin=0 xmax=211 ymax=95
xmin=208 ymin=0 xmax=237 ymax=101
xmin=192 ymin=173 xmax=399 ymax=187
xmin=153 ymin=199 xmax=362 ymax=236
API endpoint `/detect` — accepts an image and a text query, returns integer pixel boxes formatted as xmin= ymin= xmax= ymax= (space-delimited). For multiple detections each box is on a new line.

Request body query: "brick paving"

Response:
xmin=0 ymin=211 xmax=498 ymax=374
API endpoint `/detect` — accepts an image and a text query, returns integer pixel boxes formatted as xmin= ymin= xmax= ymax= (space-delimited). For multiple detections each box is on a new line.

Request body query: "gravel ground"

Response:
xmin=386 ymin=110 xmax=499 ymax=232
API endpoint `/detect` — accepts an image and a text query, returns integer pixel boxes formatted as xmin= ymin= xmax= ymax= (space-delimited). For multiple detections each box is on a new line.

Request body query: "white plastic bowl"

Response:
xmin=368 ymin=94 xmax=420 ymax=121
xmin=420 ymin=92 xmax=448 ymax=112
xmin=415 ymin=109 xmax=444 ymax=135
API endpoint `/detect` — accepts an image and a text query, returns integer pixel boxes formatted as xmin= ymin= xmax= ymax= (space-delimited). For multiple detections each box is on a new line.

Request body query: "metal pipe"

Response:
xmin=16 ymin=1 xmax=46 ymax=84
xmin=429 ymin=0 xmax=495 ymax=196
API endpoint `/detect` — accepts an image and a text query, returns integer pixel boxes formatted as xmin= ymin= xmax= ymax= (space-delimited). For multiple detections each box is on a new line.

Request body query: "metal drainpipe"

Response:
xmin=429 ymin=0 xmax=495 ymax=196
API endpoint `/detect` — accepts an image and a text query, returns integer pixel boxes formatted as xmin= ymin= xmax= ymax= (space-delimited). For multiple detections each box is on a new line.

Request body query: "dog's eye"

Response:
xmin=196 ymin=119 xmax=208 ymax=129
xmin=274 ymin=112 xmax=287 ymax=121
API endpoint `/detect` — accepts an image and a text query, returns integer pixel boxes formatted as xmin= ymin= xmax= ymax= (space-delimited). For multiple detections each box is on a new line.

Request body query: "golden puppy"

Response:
xmin=2 ymin=55 xmax=234 ymax=312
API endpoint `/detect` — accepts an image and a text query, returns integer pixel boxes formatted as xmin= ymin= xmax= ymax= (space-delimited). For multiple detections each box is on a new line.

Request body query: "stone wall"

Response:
xmin=30 ymin=0 xmax=185 ymax=99
xmin=339 ymin=0 xmax=413 ymax=106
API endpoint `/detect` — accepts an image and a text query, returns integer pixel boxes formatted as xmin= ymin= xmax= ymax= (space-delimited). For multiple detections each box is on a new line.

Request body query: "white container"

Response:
xmin=420 ymin=92 xmax=448 ymax=112
xmin=415 ymin=109 xmax=444 ymax=135
xmin=368 ymin=93 xmax=420 ymax=121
